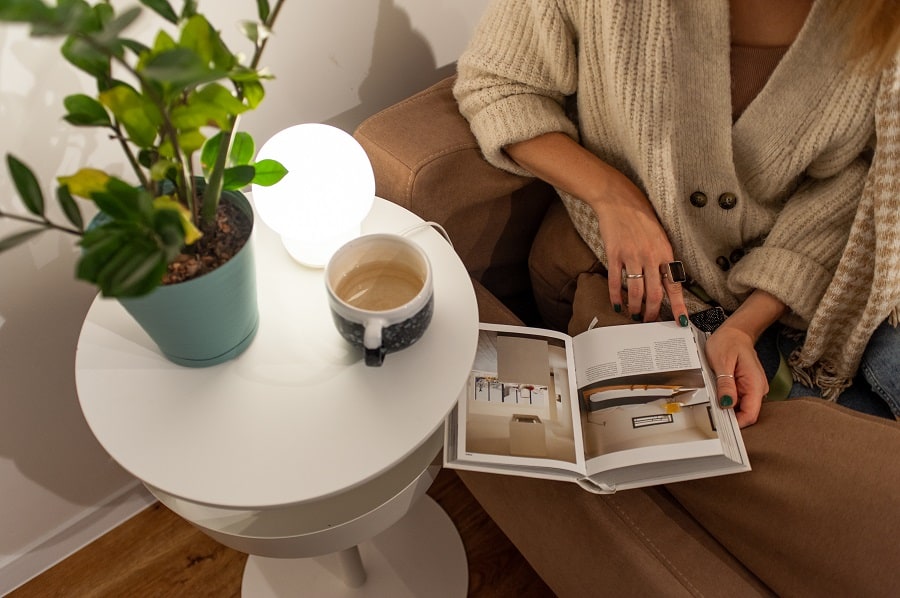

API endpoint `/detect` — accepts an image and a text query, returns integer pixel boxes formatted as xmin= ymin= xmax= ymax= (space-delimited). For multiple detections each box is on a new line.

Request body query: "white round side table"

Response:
xmin=75 ymin=198 xmax=479 ymax=597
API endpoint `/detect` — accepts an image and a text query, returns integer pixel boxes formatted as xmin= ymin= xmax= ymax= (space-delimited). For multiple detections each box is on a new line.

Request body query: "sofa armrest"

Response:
xmin=353 ymin=76 xmax=554 ymax=314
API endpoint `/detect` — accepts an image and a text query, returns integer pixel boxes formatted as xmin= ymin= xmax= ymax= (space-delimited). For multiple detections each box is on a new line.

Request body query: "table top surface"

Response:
xmin=75 ymin=198 xmax=478 ymax=509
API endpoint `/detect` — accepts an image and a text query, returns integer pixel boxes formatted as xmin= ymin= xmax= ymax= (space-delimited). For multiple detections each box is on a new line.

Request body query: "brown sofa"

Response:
xmin=353 ymin=77 xmax=900 ymax=597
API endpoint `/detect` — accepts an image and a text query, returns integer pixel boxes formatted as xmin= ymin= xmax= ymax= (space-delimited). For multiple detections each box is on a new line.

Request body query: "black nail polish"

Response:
xmin=613 ymin=303 xmax=622 ymax=313
xmin=631 ymin=314 xmax=642 ymax=322
xmin=679 ymin=314 xmax=689 ymax=327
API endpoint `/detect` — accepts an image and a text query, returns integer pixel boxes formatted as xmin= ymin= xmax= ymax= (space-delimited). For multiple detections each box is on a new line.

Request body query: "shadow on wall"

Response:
xmin=0 ymin=25 xmax=139 ymax=557
xmin=326 ymin=0 xmax=458 ymax=132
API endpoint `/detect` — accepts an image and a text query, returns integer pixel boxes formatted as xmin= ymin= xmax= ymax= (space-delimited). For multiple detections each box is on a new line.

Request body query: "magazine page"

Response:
xmin=572 ymin=322 xmax=729 ymax=478
xmin=449 ymin=323 xmax=587 ymax=477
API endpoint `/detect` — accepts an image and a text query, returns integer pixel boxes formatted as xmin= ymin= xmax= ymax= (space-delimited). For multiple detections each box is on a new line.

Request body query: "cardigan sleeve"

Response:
xmin=453 ymin=0 xmax=580 ymax=175
xmin=727 ymin=157 xmax=869 ymax=326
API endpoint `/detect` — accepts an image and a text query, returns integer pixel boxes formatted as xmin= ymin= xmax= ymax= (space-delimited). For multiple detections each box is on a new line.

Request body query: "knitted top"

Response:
xmin=454 ymin=0 xmax=900 ymax=395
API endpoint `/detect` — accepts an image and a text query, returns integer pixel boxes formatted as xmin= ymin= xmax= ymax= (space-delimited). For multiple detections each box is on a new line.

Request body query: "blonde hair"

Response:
xmin=830 ymin=0 xmax=900 ymax=70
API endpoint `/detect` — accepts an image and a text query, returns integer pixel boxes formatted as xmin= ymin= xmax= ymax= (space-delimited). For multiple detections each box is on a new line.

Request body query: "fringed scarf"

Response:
xmin=790 ymin=58 xmax=900 ymax=399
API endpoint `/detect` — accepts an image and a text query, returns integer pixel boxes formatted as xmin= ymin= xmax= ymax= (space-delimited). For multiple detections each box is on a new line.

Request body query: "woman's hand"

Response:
xmin=505 ymin=133 xmax=689 ymax=325
xmin=705 ymin=324 xmax=769 ymax=427
xmin=704 ymin=290 xmax=788 ymax=427
xmin=588 ymin=168 xmax=687 ymax=324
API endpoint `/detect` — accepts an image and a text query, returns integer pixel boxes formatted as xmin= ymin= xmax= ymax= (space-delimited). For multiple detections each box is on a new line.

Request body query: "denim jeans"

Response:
xmin=755 ymin=320 xmax=899 ymax=420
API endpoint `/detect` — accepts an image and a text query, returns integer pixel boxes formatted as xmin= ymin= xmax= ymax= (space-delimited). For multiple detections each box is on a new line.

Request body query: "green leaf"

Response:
xmin=112 ymin=250 xmax=168 ymax=297
xmin=78 ymin=227 xmax=128 ymax=281
xmin=137 ymin=149 xmax=155 ymax=169
xmin=222 ymin=165 xmax=255 ymax=190
xmin=227 ymin=66 xmax=262 ymax=83
xmin=57 ymin=185 xmax=85 ymax=230
xmin=98 ymin=85 xmax=161 ymax=147
xmin=152 ymin=206 xmax=188 ymax=259
xmin=151 ymin=29 xmax=176 ymax=53
xmin=257 ymin=0 xmax=271 ymax=23
xmin=138 ymin=0 xmax=178 ymax=24
xmin=77 ymin=190 xmax=183 ymax=297
xmin=200 ymin=131 xmax=225 ymax=177
xmin=177 ymin=129 xmax=206 ymax=155
xmin=101 ymin=242 xmax=167 ymax=297
xmin=170 ymin=101 xmax=228 ymax=129
xmin=241 ymin=80 xmax=264 ymax=110
xmin=196 ymin=83 xmax=248 ymax=116
xmin=239 ymin=21 xmax=270 ymax=46
xmin=229 ymin=132 xmax=254 ymax=167
xmin=149 ymin=158 xmax=177 ymax=181
xmin=89 ymin=178 xmax=142 ymax=220
xmin=94 ymin=237 xmax=152 ymax=295
xmin=140 ymin=47 xmax=226 ymax=89
xmin=0 ymin=228 xmax=45 ymax=253
xmin=119 ymin=37 xmax=149 ymax=57
xmin=92 ymin=2 xmax=113 ymax=27
xmin=63 ymin=93 xmax=111 ymax=127
xmin=89 ymin=6 xmax=140 ymax=50
xmin=29 ymin=0 xmax=94 ymax=36
xmin=179 ymin=14 xmax=216 ymax=65
xmin=61 ymin=35 xmax=110 ymax=79
xmin=6 ymin=154 xmax=45 ymax=216
xmin=0 ymin=0 xmax=53 ymax=22
xmin=252 ymin=158 xmax=288 ymax=186
xmin=179 ymin=14 xmax=234 ymax=71
xmin=180 ymin=0 xmax=198 ymax=20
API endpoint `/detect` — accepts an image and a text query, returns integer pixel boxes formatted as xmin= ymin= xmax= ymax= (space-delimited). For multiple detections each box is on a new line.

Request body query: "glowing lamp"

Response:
xmin=252 ymin=123 xmax=375 ymax=267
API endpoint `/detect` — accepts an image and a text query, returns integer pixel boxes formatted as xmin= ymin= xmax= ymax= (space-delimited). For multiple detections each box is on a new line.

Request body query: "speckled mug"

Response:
xmin=325 ymin=234 xmax=433 ymax=366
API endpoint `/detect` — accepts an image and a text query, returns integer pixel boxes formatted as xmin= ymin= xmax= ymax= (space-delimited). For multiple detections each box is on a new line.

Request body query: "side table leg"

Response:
xmin=337 ymin=546 xmax=367 ymax=587
xmin=240 ymin=496 xmax=467 ymax=597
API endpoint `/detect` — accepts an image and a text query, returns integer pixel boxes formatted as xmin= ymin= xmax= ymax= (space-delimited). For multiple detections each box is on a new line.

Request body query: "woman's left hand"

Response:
xmin=703 ymin=290 xmax=788 ymax=428
xmin=705 ymin=324 xmax=769 ymax=427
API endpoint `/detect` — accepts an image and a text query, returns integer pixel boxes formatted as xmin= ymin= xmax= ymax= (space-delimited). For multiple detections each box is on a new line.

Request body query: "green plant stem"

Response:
xmin=78 ymin=33 xmax=193 ymax=217
xmin=0 ymin=210 xmax=83 ymax=236
xmin=110 ymin=122 xmax=150 ymax=191
xmin=200 ymin=0 xmax=286 ymax=227
xmin=253 ymin=0 xmax=286 ymax=68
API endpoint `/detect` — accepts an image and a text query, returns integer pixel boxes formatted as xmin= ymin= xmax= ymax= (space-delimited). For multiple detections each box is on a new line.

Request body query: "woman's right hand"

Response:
xmin=505 ymin=133 xmax=689 ymax=325
xmin=586 ymin=168 xmax=688 ymax=324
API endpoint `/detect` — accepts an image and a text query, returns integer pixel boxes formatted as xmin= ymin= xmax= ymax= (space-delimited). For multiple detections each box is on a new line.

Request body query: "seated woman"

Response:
xmin=453 ymin=0 xmax=900 ymax=426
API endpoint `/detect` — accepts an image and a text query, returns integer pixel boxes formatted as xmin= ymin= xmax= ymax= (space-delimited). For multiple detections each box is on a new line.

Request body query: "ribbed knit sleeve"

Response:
xmin=453 ymin=0 xmax=579 ymax=175
xmin=728 ymin=158 xmax=869 ymax=325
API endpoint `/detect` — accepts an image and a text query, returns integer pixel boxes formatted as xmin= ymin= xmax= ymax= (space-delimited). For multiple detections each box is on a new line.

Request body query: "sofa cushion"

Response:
xmin=529 ymin=200 xmax=604 ymax=331
xmin=354 ymin=77 xmax=555 ymax=322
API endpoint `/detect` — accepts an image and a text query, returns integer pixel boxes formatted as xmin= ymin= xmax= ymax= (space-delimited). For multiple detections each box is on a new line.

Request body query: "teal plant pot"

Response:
xmin=118 ymin=190 xmax=259 ymax=367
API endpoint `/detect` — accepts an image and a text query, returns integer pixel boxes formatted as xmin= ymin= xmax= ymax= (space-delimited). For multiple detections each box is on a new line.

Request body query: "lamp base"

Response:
xmin=241 ymin=496 xmax=468 ymax=597
xmin=281 ymin=223 xmax=363 ymax=268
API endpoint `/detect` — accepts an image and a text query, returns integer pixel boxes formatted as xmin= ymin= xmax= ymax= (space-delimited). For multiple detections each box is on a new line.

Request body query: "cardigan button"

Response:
xmin=718 ymin=192 xmax=738 ymax=209
xmin=716 ymin=256 xmax=731 ymax=271
xmin=690 ymin=191 xmax=708 ymax=207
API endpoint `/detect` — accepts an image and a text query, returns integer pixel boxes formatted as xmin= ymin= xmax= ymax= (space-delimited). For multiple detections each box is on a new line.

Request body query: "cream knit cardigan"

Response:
xmin=455 ymin=0 xmax=900 ymax=396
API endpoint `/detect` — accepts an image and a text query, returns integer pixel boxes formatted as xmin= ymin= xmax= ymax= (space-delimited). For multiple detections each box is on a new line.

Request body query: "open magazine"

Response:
xmin=444 ymin=321 xmax=750 ymax=493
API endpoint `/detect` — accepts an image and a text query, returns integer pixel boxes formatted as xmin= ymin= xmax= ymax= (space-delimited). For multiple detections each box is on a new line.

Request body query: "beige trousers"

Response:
xmin=462 ymin=241 xmax=900 ymax=597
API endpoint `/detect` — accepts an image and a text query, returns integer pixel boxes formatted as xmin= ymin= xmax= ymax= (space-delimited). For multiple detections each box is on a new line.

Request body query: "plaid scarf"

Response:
xmin=791 ymin=58 xmax=900 ymax=399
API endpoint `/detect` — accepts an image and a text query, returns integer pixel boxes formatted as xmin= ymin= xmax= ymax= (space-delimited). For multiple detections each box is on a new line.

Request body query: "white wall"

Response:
xmin=0 ymin=1 xmax=487 ymax=592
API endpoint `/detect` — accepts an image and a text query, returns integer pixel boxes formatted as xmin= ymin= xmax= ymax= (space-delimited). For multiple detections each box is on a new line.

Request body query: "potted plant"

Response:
xmin=0 ymin=0 xmax=288 ymax=366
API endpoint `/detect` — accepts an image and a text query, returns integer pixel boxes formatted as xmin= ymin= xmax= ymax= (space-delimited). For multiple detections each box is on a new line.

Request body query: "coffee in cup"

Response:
xmin=325 ymin=234 xmax=433 ymax=366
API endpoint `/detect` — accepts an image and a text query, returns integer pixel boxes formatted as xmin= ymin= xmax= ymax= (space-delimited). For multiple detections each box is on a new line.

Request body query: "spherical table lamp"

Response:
xmin=252 ymin=123 xmax=375 ymax=267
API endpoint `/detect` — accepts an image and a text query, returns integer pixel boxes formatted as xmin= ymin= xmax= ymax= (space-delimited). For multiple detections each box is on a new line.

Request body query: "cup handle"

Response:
xmin=363 ymin=318 xmax=386 ymax=367
xmin=365 ymin=346 xmax=387 ymax=367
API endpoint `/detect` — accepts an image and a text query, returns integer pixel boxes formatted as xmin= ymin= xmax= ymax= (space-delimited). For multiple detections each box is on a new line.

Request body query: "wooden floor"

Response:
xmin=9 ymin=469 xmax=555 ymax=597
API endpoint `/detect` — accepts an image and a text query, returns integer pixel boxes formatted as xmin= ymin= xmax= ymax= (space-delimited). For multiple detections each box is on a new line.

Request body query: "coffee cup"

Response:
xmin=325 ymin=233 xmax=434 ymax=366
